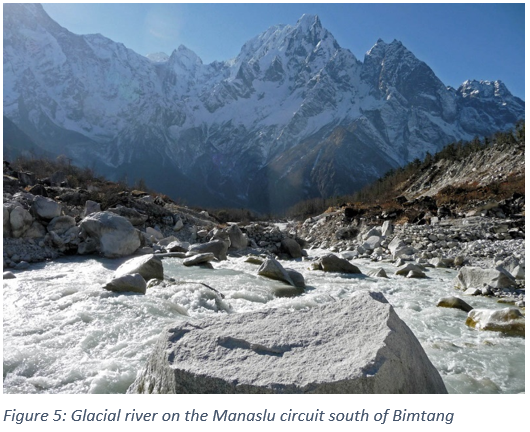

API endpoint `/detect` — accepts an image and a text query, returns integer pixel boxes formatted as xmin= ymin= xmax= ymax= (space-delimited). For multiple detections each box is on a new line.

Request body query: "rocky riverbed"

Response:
xmin=2 ymin=167 xmax=525 ymax=394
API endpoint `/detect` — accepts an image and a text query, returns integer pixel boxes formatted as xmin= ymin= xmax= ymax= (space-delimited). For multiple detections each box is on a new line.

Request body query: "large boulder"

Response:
xmin=104 ymin=273 xmax=146 ymax=294
xmin=189 ymin=240 xmax=228 ymax=261
xmin=454 ymin=267 xmax=516 ymax=291
xmin=281 ymin=238 xmax=302 ymax=258
xmin=9 ymin=206 xmax=33 ymax=238
xmin=466 ymin=308 xmax=524 ymax=336
xmin=388 ymin=237 xmax=414 ymax=259
xmin=79 ymin=211 xmax=141 ymax=258
xmin=395 ymin=263 xmax=426 ymax=277
xmin=115 ymin=254 xmax=164 ymax=281
xmin=318 ymin=254 xmax=361 ymax=274
xmin=227 ymin=225 xmax=248 ymax=250
xmin=127 ymin=291 xmax=447 ymax=394
xmin=257 ymin=258 xmax=295 ymax=286
xmin=31 ymin=196 xmax=62 ymax=220
xmin=363 ymin=236 xmax=382 ymax=251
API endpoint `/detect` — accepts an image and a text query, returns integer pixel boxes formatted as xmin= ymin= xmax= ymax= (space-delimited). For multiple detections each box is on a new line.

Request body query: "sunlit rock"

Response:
xmin=127 ymin=291 xmax=448 ymax=394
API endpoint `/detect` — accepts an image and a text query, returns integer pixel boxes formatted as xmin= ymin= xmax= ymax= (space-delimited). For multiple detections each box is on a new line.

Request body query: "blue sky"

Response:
xmin=42 ymin=2 xmax=525 ymax=99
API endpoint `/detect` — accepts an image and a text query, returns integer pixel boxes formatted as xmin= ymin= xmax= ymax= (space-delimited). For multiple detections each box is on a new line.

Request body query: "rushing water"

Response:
xmin=3 ymin=252 xmax=525 ymax=394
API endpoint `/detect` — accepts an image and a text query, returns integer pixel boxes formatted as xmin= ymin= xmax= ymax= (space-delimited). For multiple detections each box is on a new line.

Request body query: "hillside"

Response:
xmin=288 ymin=123 xmax=524 ymax=222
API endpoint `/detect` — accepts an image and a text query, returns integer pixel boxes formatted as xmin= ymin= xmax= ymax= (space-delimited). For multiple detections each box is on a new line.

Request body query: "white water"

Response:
xmin=3 ymin=252 xmax=525 ymax=394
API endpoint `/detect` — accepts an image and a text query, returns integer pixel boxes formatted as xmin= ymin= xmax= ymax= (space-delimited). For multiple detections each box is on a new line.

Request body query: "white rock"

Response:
xmin=9 ymin=206 xmax=33 ymax=238
xmin=466 ymin=308 xmax=524 ymax=336
xmin=146 ymin=227 xmax=164 ymax=240
xmin=79 ymin=212 xmax=141 ymax=258
xmin=127 ymin=291 xmax=447 ymax=394
xmin=454 ymin=267 xmax=516 ymax=290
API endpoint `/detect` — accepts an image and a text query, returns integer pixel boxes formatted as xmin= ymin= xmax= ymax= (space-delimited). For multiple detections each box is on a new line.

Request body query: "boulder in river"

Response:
xmin=189 ymin=240 xmax=228 ymax=261
xmin=318 ymin=254 xmax=361 ymax=274
xmin=79 ymin=211 xmax=141 ymax=258
xmin=127 ymin=291 xmax=448 ymax=394
xmin=466 ymin=308 xmax=525 ymax=336
xmin=183 ymin=253 xmax=216 ymax=267
xmin=257 ymin=258 xmax=295 ymax=286
xmin=281 ymin=238 xmax=302 ymax=259
xmin=104 ymin=273 xmax=147 ymax=295
xmin=115 ymin=254 xmax=164 ymax=281
xmin=436 ymin=297 xmax=473 ymax=313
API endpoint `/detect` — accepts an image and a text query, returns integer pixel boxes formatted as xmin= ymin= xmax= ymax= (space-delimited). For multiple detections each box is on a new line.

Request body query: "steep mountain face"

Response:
xmin=3 ymin=4 xmax=525 ymax=212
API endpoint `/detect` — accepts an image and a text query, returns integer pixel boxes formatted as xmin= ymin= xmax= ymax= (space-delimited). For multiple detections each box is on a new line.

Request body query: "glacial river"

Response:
xmin=3 ymin=252 xmax=525 ymax=394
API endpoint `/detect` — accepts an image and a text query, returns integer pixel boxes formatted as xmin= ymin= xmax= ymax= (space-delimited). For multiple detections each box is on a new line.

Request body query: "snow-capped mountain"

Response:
xmin=3 ymin=4 xmax=525 ymax=212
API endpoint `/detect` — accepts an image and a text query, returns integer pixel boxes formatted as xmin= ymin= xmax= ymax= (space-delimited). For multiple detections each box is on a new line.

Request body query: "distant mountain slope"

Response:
xmin=3 ymin=4 xmax=525 ymax=211
xmin=2 ymin=116 xmax=55 ymax=161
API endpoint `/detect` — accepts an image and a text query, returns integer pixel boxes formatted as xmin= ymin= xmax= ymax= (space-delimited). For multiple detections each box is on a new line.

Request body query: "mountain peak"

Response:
xmin=295 ymin=14 xmax=322 ymax=30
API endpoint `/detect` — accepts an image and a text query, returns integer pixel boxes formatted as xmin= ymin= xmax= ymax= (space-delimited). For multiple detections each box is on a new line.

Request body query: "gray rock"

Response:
xmin=454 ymin=267 xmax=516 ymax=291
xmin=285 ymin=268 xmax=306 ymax=289
xmin=115 ymin=254 xmax=164 ymax=281
xmin=77 ymin=238 xmax=98 ymax=255
xmin=367 ymin=268 xmax=388 ymax=278
xmin=165 ymin=241 xmax=189 ymax=253
xmin=189 ymin=240 xmax=228 ymax=261
xmin=173 ymin=218 xmax=184 ymax=231
xmin=23 ymin=220 xmax=46 ymax=239
xmin=9 ymin=206 xmax=33 ymax=238
xmin=47 ymin=216 xmax=76 ymax=236
xmin=127 ymin=291 xmax=447 ymax=394
xmin=395 ymin=263 xmax=425 ymax=276
xmin=104 ymin=273 xmax=146 ymax=294
xmin=146 ymin=227 xmax=164 ymax=240
xmin=318 ymin=254 xmax=361 ymax=274
xmin=406 ymin=270 xmax=426 ymax=279
xmin=388 ymin=237 xmax=414 ymax=259
xmin=281 ymin=238 xmax=302 ymax=258
xmin=3 ymin=271 xmax=16 ymax=279
xmin=363 ymin=235 xmax=382 ymax=251
xmin=79 ymin=211 xmax=141 ymax=258
xmin=82 ymin=200 xmax=101 ymax=217
xmin=183 ymin=253 xmax=216 ymax=267
xmin=381 ymin=221 xmax=393 ymax=237
xmin=466 ymin=308 xmax=525 ymax=336
xmin=258 ymin=258 xmax=295 ymax=286
xmin=464 ymin=288 xmax=481 ymax=296
xmin=14 ymin=261 xmax=30 ymax=270
xmin=157 ymin=236 xmax=178 ymax=247
xmin=31 ymin=196 xmax=62 ymax=220
xmin=436 ymin=297 xmax=473 ymax=312
xmin=227 ymin=225 xmax=248 ymax=250
xmin=244 ymin=256 xmax=264 ymax=265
